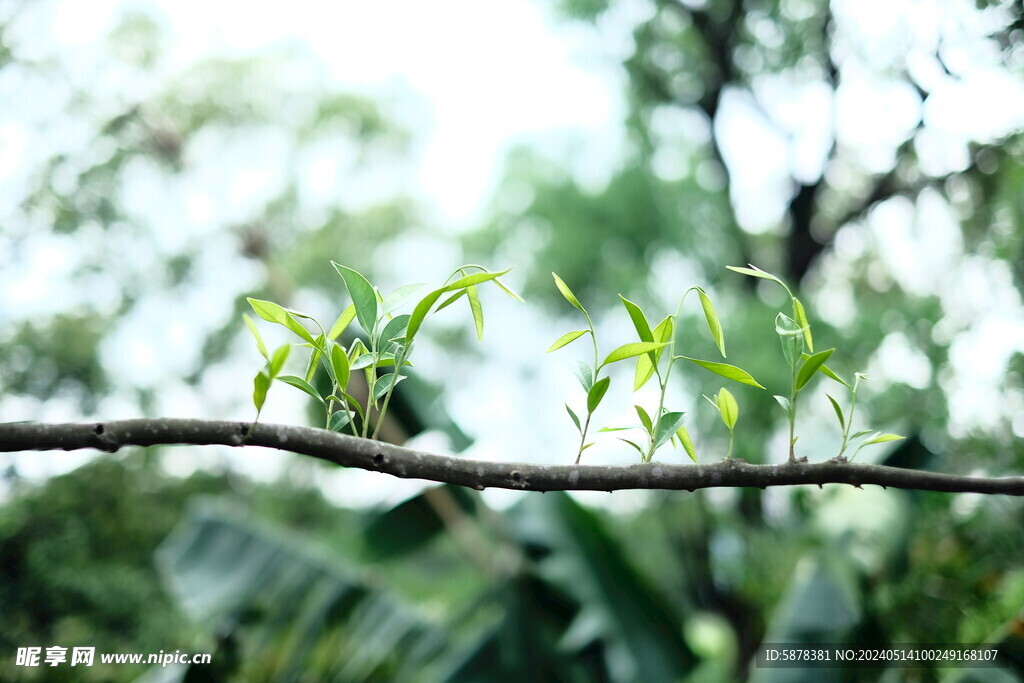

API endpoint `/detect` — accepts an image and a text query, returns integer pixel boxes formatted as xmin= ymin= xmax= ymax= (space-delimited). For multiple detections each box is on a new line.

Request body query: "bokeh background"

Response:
xmin=2 ymin=0 xmax=1023 ymax=680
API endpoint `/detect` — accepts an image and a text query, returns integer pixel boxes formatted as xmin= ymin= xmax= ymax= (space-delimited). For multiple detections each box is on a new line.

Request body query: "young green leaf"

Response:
xmin=580 ymin=442 xmax=595 ymax=452
xmin=372 ymin=373 xmax=407 ymax=402
xmin=269 ymin=344 xmax=290 ymax=377
xmin=332 ymin=263 xmax=379 ymax=336
xmin=587 ymin=376 xmax=611 ymax=413
xmin=350 ymin=353 xmax=374 ymax=371
xmin=436 ymin=288 xmax=467 ymax=312
xmin=243 ymin=314 xmax=269 ymax=360
xmin=304 ymin=334 xmax=325 ymax=383
xmin=676 ymin=424 xmax=698 ymax=463
xmin=552 ymin=272 xmax=586 ymax=313
xmin=565 ymin=404 xmax=582 ymax=434
xmin=793 ymin=297 xmax=813 ymax=352
xmin=619 ymin=438 xmax=646 ymax=458
xmin=826 ymin=394 xmax=845 ymax=430
xmin=696 ymin=288 xmax=726 ymax=357
xmin=252 ymin=369 xmax=271 ymax=414
xmin=601 ymin=342 xmax=669 ymax=368
xmin=328 ymin=411 xmax=351 ymax=432
xmin=850 ymin=430 xmax=874 ymax=440
xmin=716 ymin=388 xmax=739 ymax=430
xmin=679 ymin=357 xmax=765 ymax=389
xmin=619 ymin=295 xmax=653 ymax=342
xmin=277 ymin=375 xmax=326 ymax=405
xmin=635 ymin=405 xmax=654 ymax=435
xmin=774 ymin=395 xmax=793 ymax=417
xmin=444 ymin=269 xmax=511 ymax=291
xmin=652 ymin=411 xmax=687 ymax=452
xmin=776 ymin=313 xmax=803 ymax=367
xmin=819 ymin=363 xmax=851 ymax=388
xmin=378 ymin=314 xmax=411 ymax=347
xmin=330 ymin=341 xmax=350 ymax=390
xmin=795 ymin=347 xmax=835 ymax=391
xmin=862 ymin=433 xmax=905 ymax=445
xmin=634 ymin=315 xmax=674 ymax=391
xmin=493 ymin=275 xmax=525 ymax=302
xmin=328 ymin=304 xmax=356 ymax=341
xmin=248 ymin=297 xmax=290 ymax=325
xmin=572 ymin=361 xmax=594 ymax=392
xmin=466 ymin=284 xmax=484 ymax=340
xmin=547 ymin=329 xmax=589 ymax=353
xmin=725 ymin=264 xmax=793 ymax=297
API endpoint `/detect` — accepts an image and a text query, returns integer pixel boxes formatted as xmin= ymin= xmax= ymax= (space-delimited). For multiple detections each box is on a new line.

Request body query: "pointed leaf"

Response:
xmin=776 ymin=313 xmax=803 ymax=366
xmin=635 ymin=405 xmax=653 ymax=435
xmin=635 ymin=316 xmax=674 ymax=390
xmin=378 ymin=314 xmax=411 ymax=347
xmin=716 ymin=388 xmax=739 ymax=430
xmin=466 ymin=284 xmax=484 ymax=340
xmin=862 ymin=433 xmax=905 ymax=445
xmin=587 ymin=376 xmax=611 ymax=413
xmin=330 ymin=341 xmax=350 ymax=390
xmin=328 ymin=411 xmax=351 ymax=432
xmin=277 ymin=375 xmax=326 ymax=405
xmin=493 ymin=276 xmax=525 ymax=302
xmin=252 ymin=369 xmax=271 ymax=414
xmin=676 ymin=424 xmax=698 ymax=463
xmin=680 ymin=357 xmax=765 ymax=389
xmin=826 ymin=394 xmax=845 ymax=430
xmin=269 ymin=344 xmax=290 ymax=377
xmin=696 ymin=288 xmax=726 ymax=357
xmin=601 ymin=342 xmax=668 ymax=368
xmin=725 ymin=264 xmax=792 ymax=296
xmin=547 ymin=329 xmax=589 ymax=353
xmin=820 ymin=364 xmax=851 ymax=388
xmin=248 ymin=297 xmax=290 ymax=325
xmin=444 ymin=269 xmax=511 ymax=291
xmin=327 ymin=304 xmax=356 ymax=341
xmin=619 ymin=295 xmax=653 ymax=342
xmin=572 ymin=361 xmax=594 ymax=392
xmin=796 ymin=348 xmax=835 ymax=391
xmin=618 ymin=438 xmax=646 ymax=457
xmin=372 ymin=373 xmax=407 ymax=402
xmin=243 ymin=314 xmax=269 ymax=360
xmin=552 ymin=272 xmax=586 ymax=313
xmin=850 ymin=430 xmax=874 ymax=439
xmin=304 ymin=334 xmax=325 ymax=383
xmin=774 ymin=394 xmax=792 ymax=417
xmin=436 ymin=288 xmax=467 ymax=312
xmin=653 ymin=411 xmax=687 ymax=452
xmin=793 ymin=297 xmax=813 ymax=352
xmin=407 ymin=289 xmax=446 ymax=341
xmin=332 ymin=263 xmax=379 ymax=336
xmin=565 ymin=404 xmax=582 ymax=434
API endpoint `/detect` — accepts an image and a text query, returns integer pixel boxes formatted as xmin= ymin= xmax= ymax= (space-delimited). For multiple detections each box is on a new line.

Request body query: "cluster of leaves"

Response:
xmin=551 ymin=266 xmax=902 ymax=464
xmin=548 ymin=274 xmax=761 ymax=463
xmin=245 ymin=262 xmax=520 ymax=439
xmin=727 ymin=265 xmax=903 ymax=461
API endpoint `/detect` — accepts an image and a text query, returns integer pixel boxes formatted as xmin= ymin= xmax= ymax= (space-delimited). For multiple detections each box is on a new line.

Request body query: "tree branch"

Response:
xmin=0 ymin=419 xmax=1021 ymax=495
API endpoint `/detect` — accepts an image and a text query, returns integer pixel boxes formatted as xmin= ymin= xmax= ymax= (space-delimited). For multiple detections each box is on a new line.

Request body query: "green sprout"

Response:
xmin=245 ymin=262 xmax=521 ymax=439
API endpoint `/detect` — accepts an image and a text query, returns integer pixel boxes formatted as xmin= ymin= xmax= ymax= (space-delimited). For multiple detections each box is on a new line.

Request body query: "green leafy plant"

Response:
xmin=704 ymin=387 xmax=739 ymax=459
xmin=727 ymin=264 xmax=902 ymax=461
xmin=727 ymin=264 xmax=832 ymax=461
xmin=605 ymin=287 xmax=762 ymax=462
xmin=546 ymin=274 xmax=668 ymax=463
xmin=245 ymin=262 xmax=520 ymax=439
xmin=826 ymin=372 xmax=905 ymax=460
xmin=551 ymin=279 xmax=762 ymax=463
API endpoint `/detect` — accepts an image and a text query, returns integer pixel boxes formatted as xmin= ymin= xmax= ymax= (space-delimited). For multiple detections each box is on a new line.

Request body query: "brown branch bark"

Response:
xmin=1 ymin=419 xmax=1021 ymax=495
